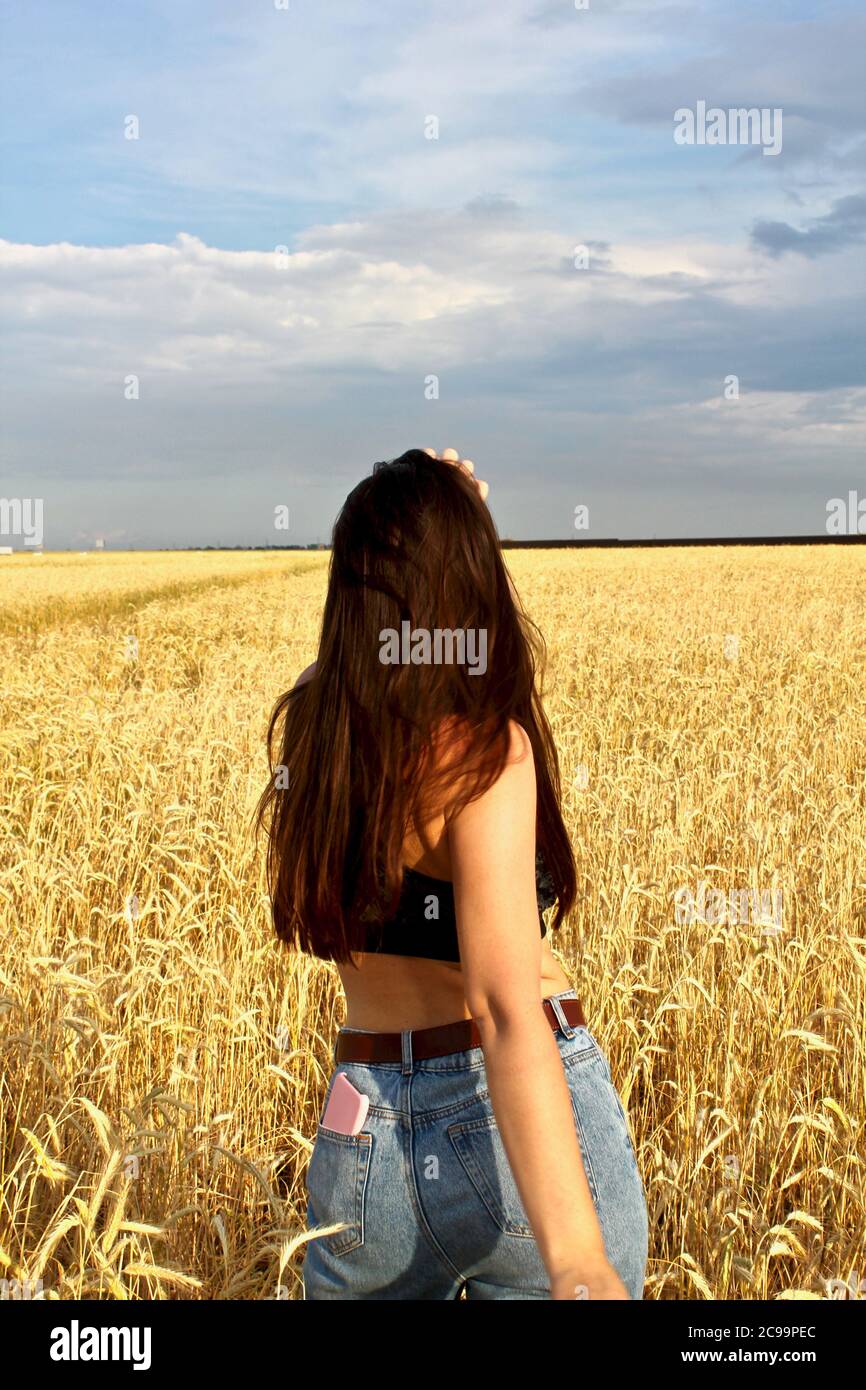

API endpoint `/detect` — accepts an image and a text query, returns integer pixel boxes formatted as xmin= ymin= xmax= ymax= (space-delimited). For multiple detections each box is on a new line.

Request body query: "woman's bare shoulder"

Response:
xmin=432 ymin=714 xmax=531 ymax=765
xmin=293 ymin=660 xmax=318 ymax=689
xmin=430 ymin=717 xmax=533 ymax=829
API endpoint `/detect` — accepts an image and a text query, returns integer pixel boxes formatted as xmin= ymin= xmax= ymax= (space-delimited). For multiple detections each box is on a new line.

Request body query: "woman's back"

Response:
xmin=288 ymin=662 xmax=572 ymax=1028
xmin=334 ymin=740 xmax=573 ymax=1032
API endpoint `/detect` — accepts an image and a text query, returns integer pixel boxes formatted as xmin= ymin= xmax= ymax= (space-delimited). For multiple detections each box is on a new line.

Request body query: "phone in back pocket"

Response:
xmin=321 ymin=1072 xmax=369 ymax=1135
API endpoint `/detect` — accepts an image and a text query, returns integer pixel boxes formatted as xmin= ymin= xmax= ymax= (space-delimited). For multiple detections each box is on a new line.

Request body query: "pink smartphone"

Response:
xmin=321 ymin=1072 xmax=370 ymax=1136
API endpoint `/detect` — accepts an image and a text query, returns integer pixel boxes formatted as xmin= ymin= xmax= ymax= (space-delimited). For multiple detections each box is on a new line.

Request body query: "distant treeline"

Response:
xmin=186 ymin=535 xmax=866 ymax=552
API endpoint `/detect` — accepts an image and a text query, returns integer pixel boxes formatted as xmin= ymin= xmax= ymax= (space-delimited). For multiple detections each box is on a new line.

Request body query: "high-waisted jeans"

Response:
xmin=302 ymin=989 xmax=649 ymax=1300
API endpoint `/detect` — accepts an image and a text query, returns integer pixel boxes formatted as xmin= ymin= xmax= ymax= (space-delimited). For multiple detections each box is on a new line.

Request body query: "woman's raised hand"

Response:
xmin=423 ymin=446 xmax=489 ymax=502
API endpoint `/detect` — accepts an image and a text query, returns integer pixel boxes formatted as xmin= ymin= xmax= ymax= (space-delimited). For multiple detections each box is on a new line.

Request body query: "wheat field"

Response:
xmin=1 ymin=546 xmax=864 ymax=1301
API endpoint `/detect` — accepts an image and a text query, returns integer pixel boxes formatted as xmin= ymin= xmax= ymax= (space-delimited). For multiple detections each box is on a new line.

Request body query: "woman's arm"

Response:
xmin=448 ymin=719 xmax=629 ymax=1300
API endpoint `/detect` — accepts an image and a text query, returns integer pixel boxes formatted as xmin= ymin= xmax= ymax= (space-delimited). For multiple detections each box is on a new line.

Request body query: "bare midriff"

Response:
xmin=337 ymin=945 xmax=574 ymax=1032
xmin=334 ymin=818 xmax=574 ymax=1033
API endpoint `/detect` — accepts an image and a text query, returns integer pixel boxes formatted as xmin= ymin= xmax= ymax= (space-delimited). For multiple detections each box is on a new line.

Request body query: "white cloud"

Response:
xmin=1 ymin=209 xmax=862 ymax=391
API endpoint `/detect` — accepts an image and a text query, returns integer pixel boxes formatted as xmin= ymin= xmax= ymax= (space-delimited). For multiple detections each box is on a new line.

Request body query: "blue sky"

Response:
xmin=1 ymin=0 xmax=864 ymax=546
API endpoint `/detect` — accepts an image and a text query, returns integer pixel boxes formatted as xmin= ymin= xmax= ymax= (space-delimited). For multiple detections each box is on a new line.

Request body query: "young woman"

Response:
xmin=257 ymin=447 xmax=649 ymax=1301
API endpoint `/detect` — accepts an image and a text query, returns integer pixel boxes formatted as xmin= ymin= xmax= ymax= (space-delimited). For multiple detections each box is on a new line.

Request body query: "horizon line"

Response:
xmin=4 ymin=534 xmax=865 ymax=555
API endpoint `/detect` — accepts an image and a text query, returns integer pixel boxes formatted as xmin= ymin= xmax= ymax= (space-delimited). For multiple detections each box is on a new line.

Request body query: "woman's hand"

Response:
xmin=423 ymin=446 xmax=489 ymax=502
xmin=550 ymin=1256 xmax=631 ymax=1301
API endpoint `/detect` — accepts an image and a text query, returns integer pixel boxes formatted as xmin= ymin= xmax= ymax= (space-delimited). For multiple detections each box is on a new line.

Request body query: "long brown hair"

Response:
xmin=256 ymin=449 xmax=576 ymax=964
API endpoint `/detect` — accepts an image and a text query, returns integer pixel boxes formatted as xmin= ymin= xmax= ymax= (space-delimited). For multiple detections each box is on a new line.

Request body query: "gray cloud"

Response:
xmin=751 ymin=192 xmax=866 ymax=258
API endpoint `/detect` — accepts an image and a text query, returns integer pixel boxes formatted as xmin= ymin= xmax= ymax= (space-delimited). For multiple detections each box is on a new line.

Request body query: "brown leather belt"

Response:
xmin=334 ymin=995 xmax=586 ymax=1064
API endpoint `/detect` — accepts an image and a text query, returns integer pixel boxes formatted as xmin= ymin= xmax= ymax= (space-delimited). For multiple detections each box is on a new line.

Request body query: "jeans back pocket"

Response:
xmin=447 ymin=1113 xmax=535 ymax=1238
xmin=305 ymin=1126 xmax=373 ymax=1256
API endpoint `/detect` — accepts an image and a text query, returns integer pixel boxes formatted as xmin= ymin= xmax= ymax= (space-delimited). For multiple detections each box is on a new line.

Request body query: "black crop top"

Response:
xmin=359 ymin=851 xmax=558 ymax=963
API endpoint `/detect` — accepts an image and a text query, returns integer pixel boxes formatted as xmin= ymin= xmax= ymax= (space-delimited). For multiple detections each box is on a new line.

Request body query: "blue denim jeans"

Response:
xmin=302 ymin=989 xmax=649 ymax=1300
